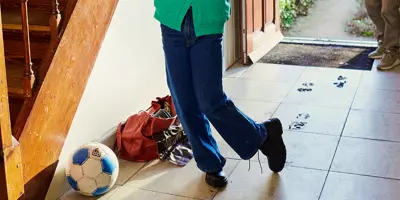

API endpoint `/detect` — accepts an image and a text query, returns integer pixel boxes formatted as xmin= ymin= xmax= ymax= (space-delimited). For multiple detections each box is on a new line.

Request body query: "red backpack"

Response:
xmin=116 ymin=96 xmax=178 ymax=162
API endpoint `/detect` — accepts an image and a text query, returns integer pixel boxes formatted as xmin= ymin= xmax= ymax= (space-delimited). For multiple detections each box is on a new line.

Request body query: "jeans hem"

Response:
xmin=239 ymin=133 xmax=267 ymax=160
xmin=197 ymin=157 xmax=227 ymax=173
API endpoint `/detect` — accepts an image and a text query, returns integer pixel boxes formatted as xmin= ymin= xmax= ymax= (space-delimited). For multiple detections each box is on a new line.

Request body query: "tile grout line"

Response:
xmin=234 ymin=65 xmax=250 ymax=79
xmin=317 ymin=71 xmax=361 ymax=200
xmin=117 ymin=161 xmax=150 ymax=186
xmin=103 ymin=186 xmax=123 ymax=200
xmin=133 ymin=187 xmax=204 ymax=200
xmin=211 ymin=159 xmax=241 ymax=200
xmin=341 ymin=135 xmax=400 ymax=144
xmin=353 ymin=69 xmax=400 ymax=113
xmin=232 ymin=64 xmax=307 ymax=121
xmin=316 ymin=110 xmax=348 ymax=200
xmin=224 ymin=61 xmax=250 ymax=79
xmin=350 ymin=107 xmax=400 ymax=115
xmin=329 ymin=170 xmax=400 ymax=182
xmin=231 ymin=97 xmax=372 ymax=112
xmin=271 ymin=127 xmax=400 ymax=144
xmin=358 ymin=87 xmax=400 ymax=92
xmin=269 ymin=64 xmax=308 ymax=119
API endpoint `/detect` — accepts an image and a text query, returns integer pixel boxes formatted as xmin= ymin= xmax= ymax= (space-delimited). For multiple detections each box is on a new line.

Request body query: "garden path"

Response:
xmin=285 ymin=0 xmax=374 ymax=41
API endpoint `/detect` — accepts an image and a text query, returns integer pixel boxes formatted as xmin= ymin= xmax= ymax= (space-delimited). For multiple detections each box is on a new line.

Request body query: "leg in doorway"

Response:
xmin=378 ymin=0 xmax=400 ymax=70
xmin=365 ymin=0 xmax=385 ymax=59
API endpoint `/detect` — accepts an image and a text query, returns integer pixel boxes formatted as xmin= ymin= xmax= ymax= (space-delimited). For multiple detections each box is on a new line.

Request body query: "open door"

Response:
xmin=241 ymin=0 xmax=283 ymax=64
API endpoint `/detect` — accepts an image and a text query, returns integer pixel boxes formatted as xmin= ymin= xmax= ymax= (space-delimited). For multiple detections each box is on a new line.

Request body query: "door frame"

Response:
xmin=240 ymin=0 xmax=283 ymax=65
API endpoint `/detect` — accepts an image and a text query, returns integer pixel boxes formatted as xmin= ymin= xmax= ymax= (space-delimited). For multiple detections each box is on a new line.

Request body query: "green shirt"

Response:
xmin=154 ymin=0 xmax=231 ymax=36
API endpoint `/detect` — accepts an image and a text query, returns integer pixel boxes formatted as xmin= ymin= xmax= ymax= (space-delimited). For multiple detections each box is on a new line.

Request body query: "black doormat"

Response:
xmin=258 ymin=43 xmax=375 ymax=71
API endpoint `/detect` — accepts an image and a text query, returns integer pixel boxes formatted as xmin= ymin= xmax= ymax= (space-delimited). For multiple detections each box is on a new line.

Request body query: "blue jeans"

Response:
xmin=160 ymin=9 xmax=267 ymax=173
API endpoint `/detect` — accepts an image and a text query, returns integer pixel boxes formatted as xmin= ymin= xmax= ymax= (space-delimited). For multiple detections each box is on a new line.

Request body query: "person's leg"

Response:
xmin=190 ymin=34 xmax=265 ymax=159
xmin=381 ymin=0 xmax=400 ymax=49
xmin=378 ymin=0 xmax=400 ymax=70
xmin=188 ymin=23 xmax=286 ymax=171
xmin=160 ymin=22 xmax=226 ymax=174
xmin=365 ymin=0 xmax=385 ymax=39
xmin=365 ymin=0 xmax=385 ymax=59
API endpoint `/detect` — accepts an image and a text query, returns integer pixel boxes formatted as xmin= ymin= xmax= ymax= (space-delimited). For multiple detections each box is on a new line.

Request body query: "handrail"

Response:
xmin=20 ymin=0 xmax=34 ymax=96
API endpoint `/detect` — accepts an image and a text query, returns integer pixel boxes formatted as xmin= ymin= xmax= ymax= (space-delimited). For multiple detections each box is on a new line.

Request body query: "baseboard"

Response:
xmin=96 ymin=125 xmax=118 ymax=150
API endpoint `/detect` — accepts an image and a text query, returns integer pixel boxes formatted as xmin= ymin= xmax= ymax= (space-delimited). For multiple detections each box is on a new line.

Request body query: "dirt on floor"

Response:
xmin=285 ymin=0 xmax=375 ymax=41
xmin=258 ymin=43 xmax=374 ymax=70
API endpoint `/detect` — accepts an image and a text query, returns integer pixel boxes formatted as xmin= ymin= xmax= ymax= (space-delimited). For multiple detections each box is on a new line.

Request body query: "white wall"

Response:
xmin=45 ymin=1 xmax=168 ymax=199
xmin=223 ymin=0 xmax=241 ymax=70
xmin=45 ymin=1 xmax=240 ymax=199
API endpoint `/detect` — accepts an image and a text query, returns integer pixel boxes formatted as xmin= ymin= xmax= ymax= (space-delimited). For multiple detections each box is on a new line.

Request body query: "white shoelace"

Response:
xmin=248 ymin=151 xmax=263 ymax=173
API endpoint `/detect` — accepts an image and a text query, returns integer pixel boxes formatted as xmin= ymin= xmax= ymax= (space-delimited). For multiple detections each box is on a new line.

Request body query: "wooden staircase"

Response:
xmin=1 ymin=0 xmax=65 ymax=138
xmin=0 ymin=0 xmax=118 ymax=199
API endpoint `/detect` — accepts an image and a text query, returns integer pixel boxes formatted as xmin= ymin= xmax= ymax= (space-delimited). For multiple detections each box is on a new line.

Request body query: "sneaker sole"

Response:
xmin=269 ymin=137 xmax=286 ymax=173
xmin=378 ymin=59 xmax=400 ymax=71
xmin=205 ymin=175 xmax=228 ymax=188
xmin=369 ymin=55 xmax=383 ymax=59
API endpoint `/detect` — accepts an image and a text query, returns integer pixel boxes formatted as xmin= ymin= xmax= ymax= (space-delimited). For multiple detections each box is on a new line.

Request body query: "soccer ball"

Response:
xmin=66 ymin=142 xmax=119 ymax=196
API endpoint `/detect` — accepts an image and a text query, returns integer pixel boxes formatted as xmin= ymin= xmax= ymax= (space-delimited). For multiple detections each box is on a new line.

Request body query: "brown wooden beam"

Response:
xmin=0 ymin=139 xmax=25 ymax=200
xmin=14 ymin=0 xmax=78 ymax=142
xmin=18 ymin=0 xmax=119 ymax=199
xmin=0 ymin=5 xmax=25 ymax=200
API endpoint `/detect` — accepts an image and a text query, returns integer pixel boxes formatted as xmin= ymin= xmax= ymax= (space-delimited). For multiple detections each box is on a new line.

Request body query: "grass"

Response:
xmin=346 ymin=0 xmax=376 ymax=37
xmin=280 ymin=0 xmax=314 ymax=30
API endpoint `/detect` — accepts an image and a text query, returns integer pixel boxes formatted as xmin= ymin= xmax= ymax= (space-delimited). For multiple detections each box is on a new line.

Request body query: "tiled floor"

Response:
xmin=61 ymin=61 xmax=400 ymax=200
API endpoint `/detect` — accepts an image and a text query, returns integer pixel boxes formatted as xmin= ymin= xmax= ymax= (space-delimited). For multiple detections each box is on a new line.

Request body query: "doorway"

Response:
xmin=224 ymin=0 xmax=379 ymax=71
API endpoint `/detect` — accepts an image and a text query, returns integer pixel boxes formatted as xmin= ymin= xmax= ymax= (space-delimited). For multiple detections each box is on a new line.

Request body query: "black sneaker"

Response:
xmin=205 ymin=171 xmax=228 ymax=188
xmin=260 ymin=118 xmax=286 ymax=172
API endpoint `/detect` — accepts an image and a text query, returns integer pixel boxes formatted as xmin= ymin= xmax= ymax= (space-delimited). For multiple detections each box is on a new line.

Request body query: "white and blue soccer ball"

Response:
xmin=66 ymin=142 xmax=119 ymax=196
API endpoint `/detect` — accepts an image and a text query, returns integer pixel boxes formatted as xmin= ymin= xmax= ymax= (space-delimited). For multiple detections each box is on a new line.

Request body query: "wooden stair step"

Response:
xmin=4 ymin=38 xmax=50 ymax=59
xmin=5 ymin=60 xmax=34 ymax=97
xmin=1 ymin=7 xmax=51 ymax=33
xmin=9 ymin=97 xmax=24 ymax=131
xmin=6 ymin=61 xmax=26 ymax=95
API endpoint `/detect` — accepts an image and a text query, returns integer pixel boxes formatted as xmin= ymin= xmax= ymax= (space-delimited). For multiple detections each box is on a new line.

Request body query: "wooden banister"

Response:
xmin=49 ymin=0 xmax=61 ymax=39
xmin=14 ymin=0 xmax=76 ymax=140
xmin=20 ymin=0 xmax=34 ymax=97
xmin=0 ymin=5 xmax=25 ymax=199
